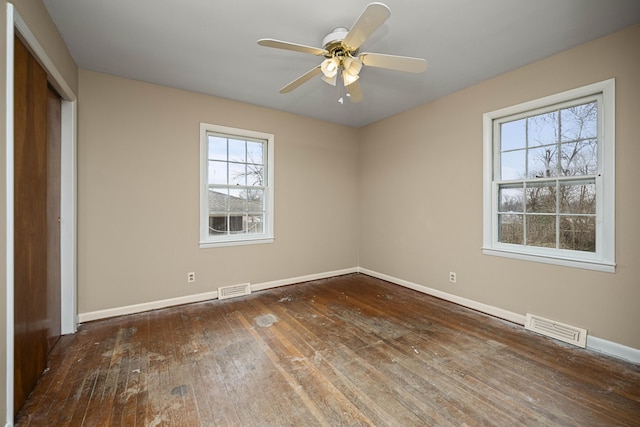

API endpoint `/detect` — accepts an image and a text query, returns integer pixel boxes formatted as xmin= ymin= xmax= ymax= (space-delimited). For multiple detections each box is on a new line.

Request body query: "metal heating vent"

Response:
xmin=218 ymin=283 xmax=251 ymax=300
xmin=525 ymin=313 xmax=587 ymax=348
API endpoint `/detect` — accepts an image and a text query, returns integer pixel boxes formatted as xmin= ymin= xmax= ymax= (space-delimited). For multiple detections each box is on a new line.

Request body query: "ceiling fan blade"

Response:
xmin=347 ymin=80 xmax=363 ymax=103
xmin=258 ymin=38 xmax=327 ymax=56
xmin=360 ymin=52 xmax=428 ymax=73
xmin=342 ymin=2 xmax=391 ymax=51
xmin=280 ymin=65 xmax=323 ymax=93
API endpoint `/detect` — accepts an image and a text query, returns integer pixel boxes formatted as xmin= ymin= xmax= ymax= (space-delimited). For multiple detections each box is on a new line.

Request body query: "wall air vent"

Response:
xmin=525 ymin=313 xmax=587 ymax=348
xmin=218 ymin=283 xmax=251 ymax=300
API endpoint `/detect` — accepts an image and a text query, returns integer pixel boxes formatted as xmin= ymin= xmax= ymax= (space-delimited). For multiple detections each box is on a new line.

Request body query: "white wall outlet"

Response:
xmin=187 ymin=272 xmax=196 ymax=283
xmin=449 ymin=272 xmax=457 ymax=283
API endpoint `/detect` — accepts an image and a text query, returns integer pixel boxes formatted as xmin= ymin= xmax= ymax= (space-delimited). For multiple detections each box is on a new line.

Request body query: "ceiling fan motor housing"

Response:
xmin=322 ymin=27 xmax=352 ymax=57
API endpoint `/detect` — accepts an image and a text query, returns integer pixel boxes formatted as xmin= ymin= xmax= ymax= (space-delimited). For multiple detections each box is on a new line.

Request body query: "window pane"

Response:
xmin=500 ymin=149 xmax=526 ymax=180
xmin=561 ymin=102 xmax=597 ymax=142
xmin=560 ymin=216 xmax=595 ymax=252
xmin=228 ymin=138 xmax=246 ymax=162
xmin=209 ymin=215 xmax=227 ymax=235
xmin=208 ymin=189 xmax=229 ymax=212
xmin=208 ymin=136 xmax=227 ymax=161
xmin=526 ymin=182 xmax=556 ymax=213
xmin=528 ymin=111 xmax=558 ymax=146
xmin=245 ymin=189 xmax=264 ymax=211
xmin=229 ymin=162 xmax=247 ymax=186
xmin=229 ymin=215 xmax=244 ymax=234
xmin=228 ymin=188 xmax=246 ymax=212
xmin=528 ymin=146 xmax=558 ymax=178
xmin=208 ymin=161 xmax=227 ymax=184
xmin=246 ymin=214 xmax=264 ymax=234
xmin=247 ymin=141 xmax=264 ymax=165
xmin=501 ymin=119 xmax=526 ymax=151
xmin=499 ymin=185 xmax=524 ymax=212
xmin=560 ymin=180 xmax=595 ymax=214
xmin=244 ymin=163 xmax=264 ymax=187
xmin=560 ymin=139 xmax=597 ymax=176
xmin=526 ymin=215 xmax=556 ymax=248
xmin=498 ymin=214 xmax=523 ymax=244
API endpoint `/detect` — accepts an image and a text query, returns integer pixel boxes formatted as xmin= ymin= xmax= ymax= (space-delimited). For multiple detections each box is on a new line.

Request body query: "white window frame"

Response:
xmin=199 ymin=123 xmax=274 ymax=248
xmin=482 ymin=79 xmax=615 ymax=272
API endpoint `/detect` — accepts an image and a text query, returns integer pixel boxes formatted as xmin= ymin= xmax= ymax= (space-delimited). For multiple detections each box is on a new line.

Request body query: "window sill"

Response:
xmin=199 ymin=237 xmax=274 ymax=249
xmin=481 ymin=247 xmax=615 ymax=273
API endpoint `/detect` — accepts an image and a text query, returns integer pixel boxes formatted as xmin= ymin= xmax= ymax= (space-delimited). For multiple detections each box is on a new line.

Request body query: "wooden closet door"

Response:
xmin=14 ymin=35 xmax=62 ymax=413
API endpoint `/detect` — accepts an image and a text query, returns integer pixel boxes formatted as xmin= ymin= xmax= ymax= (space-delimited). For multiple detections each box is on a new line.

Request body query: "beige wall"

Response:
xmin=359 ymin=24 xmax=640 ymax=349
xmin=0 ymin=1 xmax=78 ymax=423
xmin=77 ymin=70 xmax=359 ymax=313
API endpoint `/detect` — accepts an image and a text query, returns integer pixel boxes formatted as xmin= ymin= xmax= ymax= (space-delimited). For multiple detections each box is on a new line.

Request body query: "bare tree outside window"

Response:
xmin=232 ymin=150 xmax=264 ymax=202
xmin=497 ymin=100 xmax=597 ymax=252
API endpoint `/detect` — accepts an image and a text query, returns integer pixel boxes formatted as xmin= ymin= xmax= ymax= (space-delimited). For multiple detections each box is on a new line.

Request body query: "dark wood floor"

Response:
xmin=16 ymin=273 xmax=640 ymax=426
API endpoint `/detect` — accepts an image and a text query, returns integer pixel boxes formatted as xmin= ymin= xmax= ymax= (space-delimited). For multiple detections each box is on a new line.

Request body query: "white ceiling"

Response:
xmin=43 ymin=0 xmax=640 ymax=128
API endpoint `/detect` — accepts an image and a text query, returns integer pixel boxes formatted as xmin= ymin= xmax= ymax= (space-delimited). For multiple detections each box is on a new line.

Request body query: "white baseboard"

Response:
xmin=358 ymin=267 xmax=526 ymax=324
xmin=250 ymin=267 xmax=358 ymax=292
xmin=77 ymin=267 xmax=358 ymax=323
xmin=78 ymin=289 xmax=220 ymax=323
xmin=358 ymin=267 xmax=640 ymax=365
xmin=586 ymin=335 xmax=640 ymax=364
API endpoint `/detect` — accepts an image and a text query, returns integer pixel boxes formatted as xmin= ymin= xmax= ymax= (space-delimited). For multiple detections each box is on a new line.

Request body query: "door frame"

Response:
xmin=5 ymin=3 xmax=77 ymax=423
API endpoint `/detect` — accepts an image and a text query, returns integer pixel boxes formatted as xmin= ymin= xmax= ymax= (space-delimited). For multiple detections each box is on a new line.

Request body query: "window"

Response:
xmin=200 ymin=123 xmax=274 ymax=247
xmin=482 ymin=80 xmax=615 ymax=272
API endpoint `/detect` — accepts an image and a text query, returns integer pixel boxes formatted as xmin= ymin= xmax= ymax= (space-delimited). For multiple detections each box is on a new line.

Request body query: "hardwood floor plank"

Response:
xmin=144 ymin=310 xmax=183 ymax=426
xmin=130 ymin=317 xmax=150 ymax=427
xmin=194 ymin=303 xmax=245 ymax=426
xmin=50 ymin=323 xmax=117 ymax=426
xmin=175 ymin=306 xmax=220 ymax=426
xmin=15 ymin=274 xmax=640 ymax=426
xmin=237 ymin=303 xmax=376 ymax=425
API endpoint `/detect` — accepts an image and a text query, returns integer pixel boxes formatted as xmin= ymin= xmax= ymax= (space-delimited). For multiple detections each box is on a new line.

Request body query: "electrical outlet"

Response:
xmin=187 ymin=272 xmax=196 ymax=283
xmin=449 ymin=272 xmax=457 ymax=283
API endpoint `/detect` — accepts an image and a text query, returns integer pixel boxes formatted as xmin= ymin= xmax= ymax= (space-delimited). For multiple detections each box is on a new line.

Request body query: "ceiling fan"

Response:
xmin=257 ymin=2 xmax=428 ymax=103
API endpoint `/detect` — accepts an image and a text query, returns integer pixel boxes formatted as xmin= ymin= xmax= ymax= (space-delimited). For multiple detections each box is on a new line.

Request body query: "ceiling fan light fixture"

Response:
xmin=342 ymin=70 xmax=359 ymax=86
xmin=342 ymin=56 xmax=362 ymax=86
xmin=320 ymin=57 xmax=339 ymax=78
xmin=321 ymin=73 xmax=337 ymax=86
xmin=344 ymin=56 xmax=362 ymax=73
